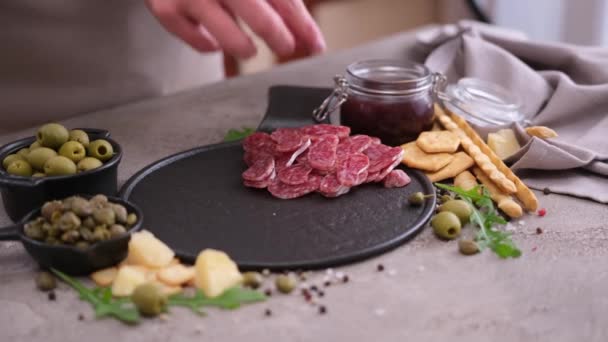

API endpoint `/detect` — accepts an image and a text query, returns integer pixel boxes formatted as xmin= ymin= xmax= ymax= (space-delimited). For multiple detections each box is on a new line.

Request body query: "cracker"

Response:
xmin=472 ymin=168 xmax=523 ymax=218
xmin=416 ymin=131 xmax=460 ymax=153
xmin=525 ymin=126 xmax=558 ymax=139
xmin=401 ymin=142 xmax=454 ymax=172
xmin=426 ymin=152 xmax=474 ymax=182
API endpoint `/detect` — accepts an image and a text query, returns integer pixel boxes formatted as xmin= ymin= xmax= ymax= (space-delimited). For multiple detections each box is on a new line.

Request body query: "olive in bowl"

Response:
xmin=0 ymin=195 xmax=143 ymax=275
xmin=0 ymin=125 xmax=122 ymax=221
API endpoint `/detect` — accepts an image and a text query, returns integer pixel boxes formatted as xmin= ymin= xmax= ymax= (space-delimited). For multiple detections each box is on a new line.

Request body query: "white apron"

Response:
xmin=0 ymin=0 xmax=224 ymax=134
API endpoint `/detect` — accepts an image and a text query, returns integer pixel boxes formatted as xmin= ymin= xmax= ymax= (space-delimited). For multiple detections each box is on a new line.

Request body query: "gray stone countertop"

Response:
xmin=1 ymin=28 xmax=607 ymax=342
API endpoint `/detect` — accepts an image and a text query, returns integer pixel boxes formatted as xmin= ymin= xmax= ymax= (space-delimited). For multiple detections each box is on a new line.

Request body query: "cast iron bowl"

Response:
xmin=0 ymin=195 xmax=143 ymax=275
xmin=0 ymin=128 xmax=122 ymax=222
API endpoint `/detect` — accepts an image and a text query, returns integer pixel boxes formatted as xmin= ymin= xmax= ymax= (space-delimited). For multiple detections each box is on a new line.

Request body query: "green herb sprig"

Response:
xmin=51 ymin=269 xmax=140 ymax=324
xmin=434 ymin=183 xmax=522 ymax=259
xmin=224 ymin=127 xmax=255 ymax=142
xmin=168 ymin=287 xmax=266 ymax=315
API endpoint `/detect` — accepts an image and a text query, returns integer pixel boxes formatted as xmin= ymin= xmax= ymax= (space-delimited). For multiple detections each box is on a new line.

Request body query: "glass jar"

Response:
xmin=313 ymin=60 xmax=442 ymax=146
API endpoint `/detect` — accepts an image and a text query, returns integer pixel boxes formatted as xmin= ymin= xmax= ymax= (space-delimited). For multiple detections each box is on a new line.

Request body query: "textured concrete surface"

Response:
xmin=1 ymin=28 xmax=608 ymax=342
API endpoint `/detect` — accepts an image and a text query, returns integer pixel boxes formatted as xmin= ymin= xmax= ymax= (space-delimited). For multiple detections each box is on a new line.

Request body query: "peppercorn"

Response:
xmin=536 ymin=227 xmax=543 ymax=234
xmin=543 ymin=187 xmax=551 ymax=195
xmin=319 ymin=305 xmax=327 ymax=314
xmin=318 ymin=291 xmax=325 ymax=298
xmin=264 ymin=309 xmax=272 ymax=317
xmin=264 ymin=289 xmax=272 ymax=297
xmin=342 ymin=275 xmax=349 ymax=283
xmin=323 ymin=281 xmax=331 ymax=287
xmin=377 ymin=264 xmax=385 ymax=272
xmin=48 ymin=291 xmax=56 ymax=301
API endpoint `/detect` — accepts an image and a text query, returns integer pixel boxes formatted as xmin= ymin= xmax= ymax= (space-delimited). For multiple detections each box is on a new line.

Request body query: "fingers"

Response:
xmin=268 ymin=0 xmax=326 ymax=55
xmin=224 ymin=0 xmax=295 ymax=57
xmin=146 ymin=0 xmax=220 ymax=53
xmin=184 ymin=0 xmax=257 ymax=58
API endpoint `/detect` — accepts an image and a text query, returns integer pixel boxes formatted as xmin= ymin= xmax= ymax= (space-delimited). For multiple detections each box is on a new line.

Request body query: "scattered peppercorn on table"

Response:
xmin=1 ymin=27 xmax=608 ymax=342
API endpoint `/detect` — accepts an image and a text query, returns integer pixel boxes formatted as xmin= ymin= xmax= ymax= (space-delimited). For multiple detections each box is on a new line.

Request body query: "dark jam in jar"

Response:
xmin=339 ymin=60 xmax=435 ymax=146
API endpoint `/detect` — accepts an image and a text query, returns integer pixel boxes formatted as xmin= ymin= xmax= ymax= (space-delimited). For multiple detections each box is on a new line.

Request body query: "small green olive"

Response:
xmin=58 ymin=141 xmax=86 ymax=163
xmin=242 ymin=272 xmax=263 ymax=289
xmin=75 ymin=241 xmax=90 ymax=250
xmin=30 ymin=141 xmax=42 ymax=150
xmin=93 ymin=207 xmax=116 ymax=225
xmin=2 ymin=154 xmax=25 ymax=169
xmin=24 ymin=222 xmax=45 ymax=240
xmin=58 ymin=211 xmax=81 ymax=231
xmin=132 ymin=283 xmax=167 ymax=316
xmin=44 ymin=156 xmax=77 ymax=176
xmin=6 ymin=160 xmax=33 ymax=176
xmin=431 ymin=211 xmax=462 ymax=240
xmin=87 ymin=139 xmax=114 ymax=162
xmin=68 ymin=129 xmax=90 ymax=147
xmin=35 ymin=271 xmax=57 ymax=291
xmin=458 ymin=239 xmax=480 ymax=255
xmin=41 ymin=200 xmax=64 ymax=219
xmin=60 ymin=229 xmax=80 ymax=244
xmin=126 ymin=213 xmax=138 ymax=226
xmin=111 ymin=204 xmax=128 ymax=224
xmin=438 ymin=200 xmax=473 ymax=225
xmin=26 ymin=147 xmax=57 ymax=171
xmin=17 ymin=148 xmax=30 ymax=158
xmin=89 ymin=194 xmax=108 ymax=208
xmin=79 ymin=227 xmax=95 ymax=242
xmin=93 ymin=225 xmax=111 ymax=241
xmin=77 ymin=157 xmax=103 ymax=172
xmin=37 ymin=123 xmax=69 ymax=149
xmin=109 ymin=224 xmax=127 ymax=238
xmin=32 ymin=172 xmax=46 ymax=178
xmin=70 ymin=197 xmax=93 ymax=217
xmin=82 ymin=217 xmax=96 ymax=229
xmin=275 ymin=274 xmax=297 ymax=294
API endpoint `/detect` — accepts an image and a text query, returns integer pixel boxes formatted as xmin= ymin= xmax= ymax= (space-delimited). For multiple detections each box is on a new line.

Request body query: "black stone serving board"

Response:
xmin=120 ymin=86 xmax=435 ymax=271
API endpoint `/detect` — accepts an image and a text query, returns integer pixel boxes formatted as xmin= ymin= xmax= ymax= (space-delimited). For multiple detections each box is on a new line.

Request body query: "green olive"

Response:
xmin=68 ymin=129 xmax=90 ymax=147
xmin=30 ymin=141 xmax=42 ymax=150
xmin=93 ymin=207 xmax=116 ymax=225
xmin=132 ymin=283 xmax=167 ymax=316
xmin=275 ymin=274 xmax=297 ymax=294
xmin=431 ymin=211 xmax=462 ymax=240
xmin=439 ymin=200 xmax=472 ymax=225
xmin=77 ymin=157 xmax=103 ymax=172
xmin=32 ymin=172 xmax=46 ymax=178
xmin=242 ymin=272 xmax=263 ymax=289
xmin=44 ymin=156 xmax=77 ymax=176
xmin=2 ymin=154 xmax=25 ymax=169
xmin=458 ymin=239 xmax=480 ymax=255
xmin=7 ymin=160 xmax=33 ymax=176
xmin=126 ymin=213 xmax=138 ymax=226
xmin=109 ymin=224 xmax=127 ymax=238
xmin=26 ymin=147 xmax=57 ymax=171
xmin=17 ymin=148 xmax=30 ymax=158
xmin=87 ymin=139 xmax=114 ymax=162
xmin=35 ymin=272 xmax=57 ymax=291
xmin=37 ymin=123 xmax=69 ymax=149
xmin=58 ymin=141 xmax=86 ymax=163
xmin=70 ymin=197 xmax=93 ymax=217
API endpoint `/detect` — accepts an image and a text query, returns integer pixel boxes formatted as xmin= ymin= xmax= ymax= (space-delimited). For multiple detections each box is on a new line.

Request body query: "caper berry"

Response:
xmin=68 ymin=129 xmax=90 ymax=147
xmin=126 ymin=213 xmax=138 ymax=226
xmin=458 ymin=239 xmax=480 ymax=255
xmin=7 ymin=159 xmax=33 ymax=177
xmin=438 ymin=200 xmax=472 ymax=225
xmin=58 ymin=211 xmax=81 ymax=231
xmin=431 ymin=212 xmax=462 ymax=240
xmin=41 ymin=200 xmax=63 ymax=221
xmin=132 ymin=283 xmax=167 ymax=316
xmin=2 ymin=154 xmax=25 ymax=169
xmin=109 ymin=224 xmax=127 ymax=238
xmin=93 ymin=207 xmax=115 ymax=225
xmin=37 ymin=123 xmax=69 ymax=149
xmin=242 ymin=272 xmax=263 ymax=289
xmin=70 ymin=197 xmax=93 ymax=217
xmin=35 ymin=271 xmax=57 ymax=291
xmin=408 ymin=192 xmax=432 ymax=206
xmin=275 ymin=274 xmax=297 ymax=294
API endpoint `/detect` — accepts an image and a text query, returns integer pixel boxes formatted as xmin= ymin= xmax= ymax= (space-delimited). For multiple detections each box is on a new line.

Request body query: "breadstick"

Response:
xmin=439 ymin=105 xmax=539 ymax=211
xmin=472 ymin=168 xmax=523 ymax=218
xmin=454 ymin=170 xmax=478 ymax=191
xmin=525 ymin=126 xmax=558 ymax=139
xmin=435 ymin=106 xmax=517 ymax=194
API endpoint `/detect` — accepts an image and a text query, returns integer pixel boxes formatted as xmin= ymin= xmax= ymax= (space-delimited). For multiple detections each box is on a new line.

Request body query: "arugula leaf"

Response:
xmin=51 ymin=269 xmax=141 ymax=325
xmin=168 ymin=287 xmax=266 ymax=314
xmin=224 ymin=127 xmax=255 ymax=142
xmin=434 ymin=183 xmax=521 ymax=259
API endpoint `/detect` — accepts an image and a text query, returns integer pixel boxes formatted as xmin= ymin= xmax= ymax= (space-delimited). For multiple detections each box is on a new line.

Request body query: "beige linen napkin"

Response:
xmin=417 ymin=21 xmax=608 ymax=203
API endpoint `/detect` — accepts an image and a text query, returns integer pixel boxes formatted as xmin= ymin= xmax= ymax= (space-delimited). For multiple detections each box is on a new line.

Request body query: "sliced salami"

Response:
xmin=243 ymin=170 xmax=276 ymax=189
xmin=300 ymin=124 xmax=350 ymax=139
xmin=366 ymin=145 xmax=404 ymax=173
xmin=242 ymin=155 xmax=274 ymax=181
xmin=375 ymin=149 xmax=404 ymax=182
xmin=307 ymin=134 xmax=339 ymax=171
xmin=278 ymin=164 xmax=313 ymax=185
xmin=319 ymin=174 xmax=350 ymax=198
xmin=370 ymin=137 xmax=382 ymax=145
xmin=243 ymin=132 xmax=274 ymax=152
xmin=285 ymin=138 xmax=311 ymax=166
xmin=336 ymin=153 xmax=370 ymax=187
xmin=383 ymin=169 xmax=411 ymax=188
xmin=268 ymin=175 xmax=320 ymax=199
xmin=271 ymin=128 xmax=306 ymax=152
xmin=338 ymin=135 xmax=373 ymax=155
xmin=365 ymin=171 xmax=381 ymax=183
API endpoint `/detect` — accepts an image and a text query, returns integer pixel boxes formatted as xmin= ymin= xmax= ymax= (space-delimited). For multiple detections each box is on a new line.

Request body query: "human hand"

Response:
xmin=145 ymin=0 xmax=326 ymax=58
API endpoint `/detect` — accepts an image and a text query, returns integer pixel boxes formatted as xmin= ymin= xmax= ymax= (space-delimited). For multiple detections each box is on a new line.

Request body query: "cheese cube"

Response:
xmin=194 ymin=249 xmax=243 ymax=298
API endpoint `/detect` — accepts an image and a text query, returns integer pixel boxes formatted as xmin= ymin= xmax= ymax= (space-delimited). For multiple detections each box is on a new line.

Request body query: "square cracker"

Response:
xmin=426 ymin=152 xmax=474 ymax=182
xmin=416 ymin=131 xmax=460 ymax=153
xmin=401 ymin=142 xmax=454 ymax=172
